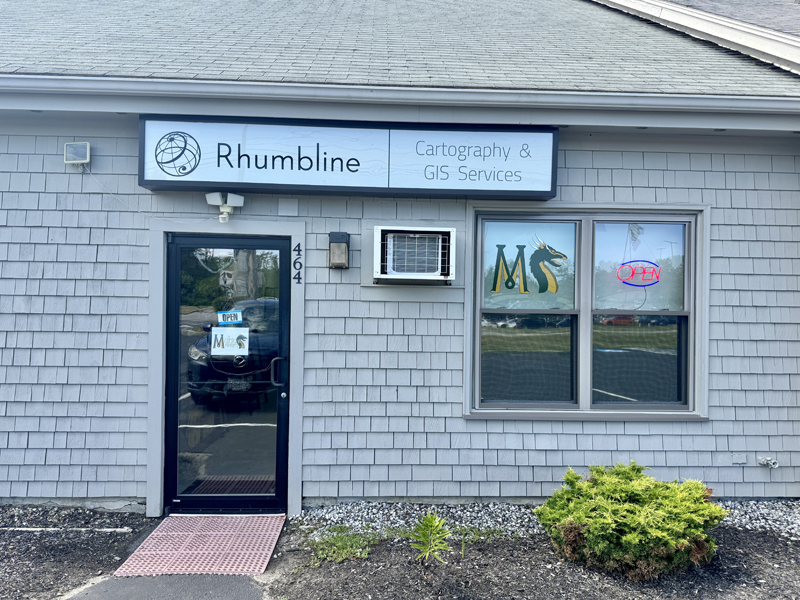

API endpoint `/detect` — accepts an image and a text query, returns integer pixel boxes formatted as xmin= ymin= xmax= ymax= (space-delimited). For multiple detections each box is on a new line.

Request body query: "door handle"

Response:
xmin=268 ymin=356 xmax=286 ymax=387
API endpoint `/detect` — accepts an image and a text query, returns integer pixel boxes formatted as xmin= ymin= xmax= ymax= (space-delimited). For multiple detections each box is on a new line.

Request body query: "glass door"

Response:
xmin=164 ymin=234 xmax=290 ymax=513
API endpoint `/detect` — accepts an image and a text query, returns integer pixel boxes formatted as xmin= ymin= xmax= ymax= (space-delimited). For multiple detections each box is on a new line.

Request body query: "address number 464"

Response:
xmin=293 ymin=243 xmax=303 ymax=284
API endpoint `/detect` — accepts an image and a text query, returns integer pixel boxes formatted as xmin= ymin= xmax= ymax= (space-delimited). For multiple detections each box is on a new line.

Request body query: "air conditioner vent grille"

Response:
xmin=373 ymin=227 xmax=456 ymax=283
xmin=386 ymin=233 xmax=445 ymax=275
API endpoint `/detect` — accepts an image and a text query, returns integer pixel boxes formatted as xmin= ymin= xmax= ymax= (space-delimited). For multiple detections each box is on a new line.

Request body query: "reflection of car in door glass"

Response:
xmin=637 ymin=314 xmax=670 ymax=327
xmin=187 ymin=299 xmax=279 ymax=404
xmin=601 ymin=315 xmax=635 ymax=326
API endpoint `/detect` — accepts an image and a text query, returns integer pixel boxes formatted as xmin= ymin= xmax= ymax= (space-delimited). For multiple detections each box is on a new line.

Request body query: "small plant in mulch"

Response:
xmin=410 ymin=512 xmax=452 ymax=563
xmin=309 ymin=525 xmax=379 ymax=563
xmin=534 ymin=462 xmax=728 ymax=581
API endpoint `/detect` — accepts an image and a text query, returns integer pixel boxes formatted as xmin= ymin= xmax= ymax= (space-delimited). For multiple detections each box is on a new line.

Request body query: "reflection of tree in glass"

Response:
xmin=256 ymin=251 xmax=280 ymax=299
xmin=180 ymin=248 xmax=281 ymax=311
xmin=595 ymin=256 xmax=684 ymax=311
xmin=594 ymin=222 xmax=685 ymax=311
xmin=551 ymin=259 xmax=575 ymax=300
xmin=181 ymin=248 xmax=231 ymax=310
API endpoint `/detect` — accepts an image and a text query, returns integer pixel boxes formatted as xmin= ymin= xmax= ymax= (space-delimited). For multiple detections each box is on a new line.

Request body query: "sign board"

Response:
xmin=139 ymin=117 xmax=558 ymax=199
xmin=210 ymin=326 xmax=249 ymax=356
xmin=616 ymin=260 xmax=662 ymax=287
xmin=218 ymin=310 xmax=243 ymax=324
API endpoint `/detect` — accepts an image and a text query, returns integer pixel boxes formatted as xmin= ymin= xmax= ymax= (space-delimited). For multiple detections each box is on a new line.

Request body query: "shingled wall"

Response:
xmin=0 ymin=116 xmax=798 ymax=503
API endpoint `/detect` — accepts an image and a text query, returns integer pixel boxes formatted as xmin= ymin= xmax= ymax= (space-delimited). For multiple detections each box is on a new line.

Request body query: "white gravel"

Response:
xmin=718 ymin=499 xmax=800 ymax=540
xmin=292 ymin=501 xmax=544 ymax=540
xmin=291 ymin=499 xmax=800 ymax=541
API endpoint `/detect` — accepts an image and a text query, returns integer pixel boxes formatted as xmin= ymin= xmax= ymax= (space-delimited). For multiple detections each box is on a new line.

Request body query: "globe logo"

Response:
xmin=154 ymin=132 xmax=201 ymax=177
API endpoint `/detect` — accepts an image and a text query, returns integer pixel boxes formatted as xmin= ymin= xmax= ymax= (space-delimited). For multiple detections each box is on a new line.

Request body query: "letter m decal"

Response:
xmin=491 ymin=245 xmax=529 ymax=293
xmin=212 ymin=334 xmax=224 ymax=349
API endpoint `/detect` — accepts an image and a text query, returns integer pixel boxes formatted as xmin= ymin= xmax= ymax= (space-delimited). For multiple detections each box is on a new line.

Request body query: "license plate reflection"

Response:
xmin=227 ymin=378 xmax=251 ymax=391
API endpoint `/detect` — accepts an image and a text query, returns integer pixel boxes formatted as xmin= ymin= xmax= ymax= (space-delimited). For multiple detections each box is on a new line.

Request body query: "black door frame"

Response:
xmin=164 ymin=233 xmax=291 ymax=513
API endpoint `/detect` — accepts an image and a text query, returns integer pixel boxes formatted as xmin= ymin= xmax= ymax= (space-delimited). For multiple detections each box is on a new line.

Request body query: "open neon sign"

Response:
xmin=616 ymin=260 xmax=661 ymax=287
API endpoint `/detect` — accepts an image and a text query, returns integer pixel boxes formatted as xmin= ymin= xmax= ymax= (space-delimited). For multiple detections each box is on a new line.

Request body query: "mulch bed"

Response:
xmin=0 ymin=505 xmax=798 ymax=600
xmin=0 ymin=505 xmax=159 ymax=600
xmin=266 ymin=524 xmax=800 ymax=600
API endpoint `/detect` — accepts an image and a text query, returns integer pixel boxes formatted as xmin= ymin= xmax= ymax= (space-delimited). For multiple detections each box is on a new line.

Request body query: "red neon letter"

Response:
xmin=616 ymin=264 xmax=634 ymax=281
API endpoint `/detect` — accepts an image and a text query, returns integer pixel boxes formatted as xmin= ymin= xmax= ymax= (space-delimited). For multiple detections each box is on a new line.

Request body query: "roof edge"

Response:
xmin=588 ymin=0 xmax=800 ymax=74
xmin=2 ymin=74 xmax=800 ymax=114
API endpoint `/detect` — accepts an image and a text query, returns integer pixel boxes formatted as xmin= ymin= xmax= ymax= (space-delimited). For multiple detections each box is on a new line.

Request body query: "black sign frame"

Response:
xmin=138 ymin=115 xmax=559 ymax=200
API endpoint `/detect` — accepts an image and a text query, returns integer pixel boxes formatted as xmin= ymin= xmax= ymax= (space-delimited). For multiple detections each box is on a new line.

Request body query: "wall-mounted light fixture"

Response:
xmin=206 ymin=192 xmax=245 ymax=223
xmin=64 ymin=142 xmax=91 ymax=171
xmin=329 ymin=232 xmax=350 ymax=269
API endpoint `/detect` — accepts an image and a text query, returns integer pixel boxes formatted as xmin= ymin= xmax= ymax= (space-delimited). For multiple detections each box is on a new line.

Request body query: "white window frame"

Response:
xmin=463 ymin=203 xmax=710 ymax=422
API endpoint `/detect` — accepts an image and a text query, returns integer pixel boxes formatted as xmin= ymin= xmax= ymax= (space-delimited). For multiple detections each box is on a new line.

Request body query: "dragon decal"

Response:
xmin=529 ymin=235 xmax=568 ymax=294
xmin=236 ymin=334 xmax=248 ymax=349
xmin=490 ymin=235 xmax=568 ymax=295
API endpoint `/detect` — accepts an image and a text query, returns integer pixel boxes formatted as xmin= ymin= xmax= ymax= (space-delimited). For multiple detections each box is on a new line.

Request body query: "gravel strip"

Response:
xmin=292 ymin=501 xmax=544 ymax=540
xmin=292 ymin=499 xmax=800 ymax=541
xmin=718 ymin=499 xmax=800 ymax=540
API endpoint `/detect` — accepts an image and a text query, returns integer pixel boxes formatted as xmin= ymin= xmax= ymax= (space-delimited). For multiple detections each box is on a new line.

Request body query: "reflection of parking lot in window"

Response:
xmin=592 ymin=316 xmax=684 ymax=404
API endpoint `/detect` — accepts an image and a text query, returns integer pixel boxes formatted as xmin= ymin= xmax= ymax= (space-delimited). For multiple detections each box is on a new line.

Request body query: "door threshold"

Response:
xmin=167 ymin=507 xmax=287 ymax=516
xmin=169 ymin=512 xmax=286 ymax=517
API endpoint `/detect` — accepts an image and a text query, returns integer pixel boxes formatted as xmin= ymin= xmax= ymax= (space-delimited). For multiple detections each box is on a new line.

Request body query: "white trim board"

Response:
xmin=589 ymin=0 xmax=800 ymax=75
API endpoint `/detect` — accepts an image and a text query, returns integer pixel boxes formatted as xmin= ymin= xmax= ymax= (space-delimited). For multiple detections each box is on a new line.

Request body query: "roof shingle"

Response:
xmin=3 ymin=0 xmax=800 ymax=96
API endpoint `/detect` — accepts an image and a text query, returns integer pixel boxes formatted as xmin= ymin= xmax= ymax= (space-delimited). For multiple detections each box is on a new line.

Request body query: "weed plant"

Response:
xmin=535 ymin=462 xmax=728 ymax=581
xmin=310 ymin=525 xmax=379 ymax=563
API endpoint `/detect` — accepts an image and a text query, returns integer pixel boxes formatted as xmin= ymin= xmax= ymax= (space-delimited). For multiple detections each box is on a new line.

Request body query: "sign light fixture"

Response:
xmin=64 ymin=142 xmax=90 ymax=165
xmin=205 ymin=192 xmax=245 ymax=223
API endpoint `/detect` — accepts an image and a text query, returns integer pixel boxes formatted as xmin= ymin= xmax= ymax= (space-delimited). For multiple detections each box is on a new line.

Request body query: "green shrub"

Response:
xmin=410 ymin=512 xmax=452 ymax=563
xmin=534 ymin=462 xmax=728 ymax=581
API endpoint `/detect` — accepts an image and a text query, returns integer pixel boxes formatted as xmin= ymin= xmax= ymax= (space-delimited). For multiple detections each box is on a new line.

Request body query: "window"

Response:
xmin=474 ymin=214 xmax=695 ymax=413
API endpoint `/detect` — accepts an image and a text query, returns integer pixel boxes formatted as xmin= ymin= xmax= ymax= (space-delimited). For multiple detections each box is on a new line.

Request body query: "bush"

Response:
xmin=534 ymin=462 xmax=728 ymax=581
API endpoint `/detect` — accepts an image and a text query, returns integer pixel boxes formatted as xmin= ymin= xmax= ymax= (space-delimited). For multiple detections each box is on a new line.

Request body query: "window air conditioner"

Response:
xmin=373 ymin=226 xmax=456 ymax=283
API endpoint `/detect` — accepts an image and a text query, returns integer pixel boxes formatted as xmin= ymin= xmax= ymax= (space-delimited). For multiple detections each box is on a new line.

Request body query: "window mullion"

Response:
xmin=578 ymin=217 xmax=594 ymax=411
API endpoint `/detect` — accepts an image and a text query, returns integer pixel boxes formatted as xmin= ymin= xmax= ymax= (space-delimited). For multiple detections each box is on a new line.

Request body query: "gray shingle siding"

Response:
xmin=0 ymin=119 xmax=798 ymax=501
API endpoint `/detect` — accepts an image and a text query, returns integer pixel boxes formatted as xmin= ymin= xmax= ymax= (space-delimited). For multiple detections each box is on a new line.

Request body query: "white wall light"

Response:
xmin=205 ymin=192 xmax=224 ymax=206
xmin=226 ymin=193 xmax=244 ymax=207
xmin=64 ymin=142 xmax=90 ymax=165
xmin=205 ymin=192 xmax=244 ymax=223
xmin=64 ymin=142 xmax=91 ymax=172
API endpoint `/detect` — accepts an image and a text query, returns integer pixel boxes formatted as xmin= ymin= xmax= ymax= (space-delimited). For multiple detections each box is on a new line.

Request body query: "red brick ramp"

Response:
xmin=115 ymin=515 xmax=284 ymax=576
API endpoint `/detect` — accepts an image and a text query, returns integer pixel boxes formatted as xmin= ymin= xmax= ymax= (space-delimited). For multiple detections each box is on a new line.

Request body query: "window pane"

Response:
xmin=592 ymin=315 xmax=687 ymax=405
xmin=483 ymin=221 xmax=576 ymax=310
xmin=594 ymin=222 xmax=685 ymax=311
xmin=480 ymin=314 xmax=575 ymax=404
